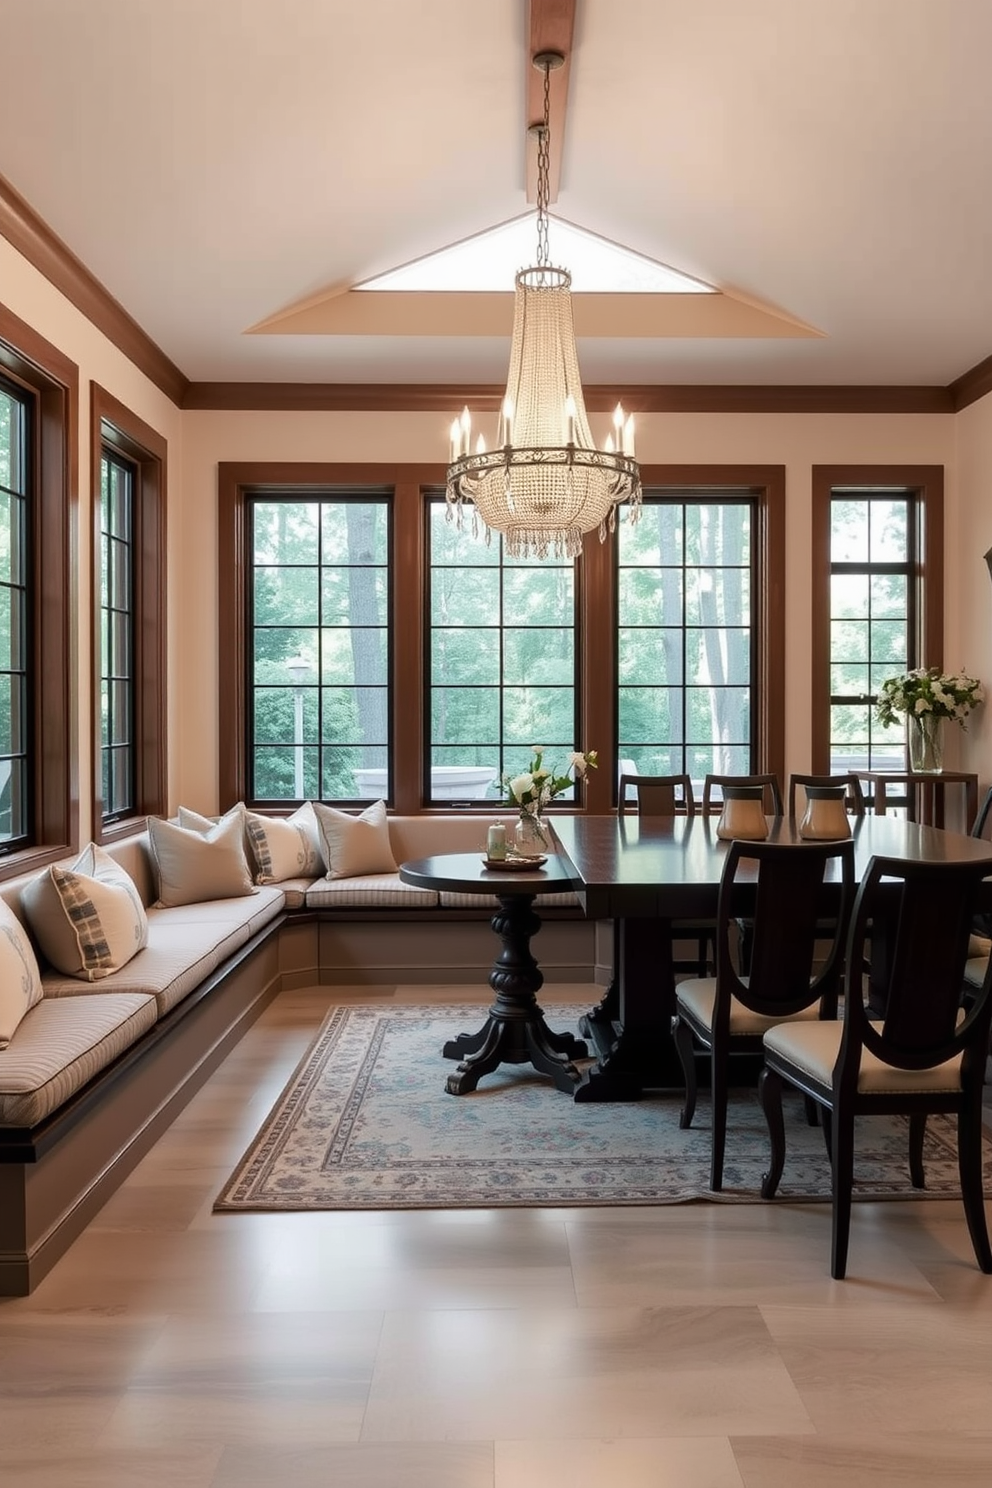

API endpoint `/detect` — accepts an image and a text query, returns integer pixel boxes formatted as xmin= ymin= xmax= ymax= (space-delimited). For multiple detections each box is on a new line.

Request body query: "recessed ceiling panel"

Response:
xmin=355 ymin=214 xmax=714 ymax=294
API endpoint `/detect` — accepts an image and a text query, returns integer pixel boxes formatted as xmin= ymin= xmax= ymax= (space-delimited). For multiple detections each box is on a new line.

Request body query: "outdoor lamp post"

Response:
xmin=285 ymin=654 xmax=311 ymax=799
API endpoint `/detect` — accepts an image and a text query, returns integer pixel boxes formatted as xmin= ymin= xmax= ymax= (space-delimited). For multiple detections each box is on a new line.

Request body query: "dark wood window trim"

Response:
xmin=591 ymin=465 xmax=786 ymax=809
xmin=90 ymin=384 xmax=168 ymax=842
xmin=218 ymin=461 xmax=784 ymax=816
xmin=810 ymin=465 xmax=944 ymax=772
xmin=0 ymin=300 xmax=77 ymax=874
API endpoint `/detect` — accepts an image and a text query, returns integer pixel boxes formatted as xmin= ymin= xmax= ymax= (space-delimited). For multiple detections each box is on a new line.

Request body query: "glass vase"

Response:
xmin=514 ymin=811 xmax=550 ymax=856
xmin=907 ymin=712 xmax=944 ymax=773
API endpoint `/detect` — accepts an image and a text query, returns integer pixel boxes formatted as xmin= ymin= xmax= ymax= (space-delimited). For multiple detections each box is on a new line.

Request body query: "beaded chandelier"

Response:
xmin=445 ymin=52 xmax=642 ymax=559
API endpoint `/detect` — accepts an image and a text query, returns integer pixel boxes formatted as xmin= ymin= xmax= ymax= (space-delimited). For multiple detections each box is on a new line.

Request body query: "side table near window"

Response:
xmin=855 ymin=769 xmax=978 ymax=829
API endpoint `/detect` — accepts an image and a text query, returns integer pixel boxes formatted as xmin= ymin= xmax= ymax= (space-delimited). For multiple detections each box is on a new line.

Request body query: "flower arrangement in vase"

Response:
xmin=876 ymin=667 xmax=984 ymax=773
xmin=497 ymin=747 xmax=598 ymax=855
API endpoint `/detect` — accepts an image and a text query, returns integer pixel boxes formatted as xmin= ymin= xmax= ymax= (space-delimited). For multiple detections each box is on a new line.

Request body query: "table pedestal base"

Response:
xmin=574 ymin=917 xmax=687 ymax=1101
xmin=443 ymin=893 xmax=587 ymax=1095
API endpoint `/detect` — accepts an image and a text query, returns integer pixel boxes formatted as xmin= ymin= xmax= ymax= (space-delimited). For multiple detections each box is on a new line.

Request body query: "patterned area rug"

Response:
xmin=215 ymin=1003 xmax=989 ymax=1211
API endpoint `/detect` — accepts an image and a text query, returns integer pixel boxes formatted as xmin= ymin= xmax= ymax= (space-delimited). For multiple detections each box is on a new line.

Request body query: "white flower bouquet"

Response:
xmin=876 ymin=667 xmax=984 ymax=729
xmin=498 ymin=747 xmax=598 ymax=816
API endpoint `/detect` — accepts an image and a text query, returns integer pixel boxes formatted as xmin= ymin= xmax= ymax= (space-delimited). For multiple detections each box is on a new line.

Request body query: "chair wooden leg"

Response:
xmin=821 ymin=1108 xmax=833 ymax=1162
xmin=672 ymin=1015 xmax=699 ymax=1130
xmin=908 ymin=1111 xmax=927 ymax=1189
xmin=830 ymin=1109 xmax=855 ymax=1280
xmin=758 ymin=1066 xmax=786 ymax=1199
xmin=958 ymin=1100 xmax=992 ymax=1273
xmin=803 ymin=1094 xmax=819 ymax=1127
xmin=709 ymin=1049 xmax=729 ymax=1191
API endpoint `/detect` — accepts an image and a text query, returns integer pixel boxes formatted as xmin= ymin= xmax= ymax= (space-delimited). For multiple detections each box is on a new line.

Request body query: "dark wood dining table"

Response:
xmin=551 ymin=812 xmax=992 ymax=1102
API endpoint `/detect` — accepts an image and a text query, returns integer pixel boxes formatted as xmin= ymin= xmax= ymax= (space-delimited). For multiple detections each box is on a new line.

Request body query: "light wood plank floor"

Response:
xmin=3 ymin=982 xmax=992 ymax=1488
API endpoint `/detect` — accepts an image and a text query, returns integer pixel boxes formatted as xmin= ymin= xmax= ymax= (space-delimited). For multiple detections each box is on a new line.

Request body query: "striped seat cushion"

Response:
xmin=42 ymin=888 xmax=285 ymax=1018
xmin=305 ymin=874 xmax=438 ymax=910
xmin=0 ymin=993 xmax=157 ymax=1127
xmin=437 ymin=889 xmax=579 ymax=909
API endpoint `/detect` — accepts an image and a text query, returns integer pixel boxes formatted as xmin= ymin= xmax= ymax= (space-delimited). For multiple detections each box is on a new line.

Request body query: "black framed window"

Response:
xmin=427 ymin=495 xmax=578 ymax=804
xmin=828 ymin=490 xmax=917 ymax=772
xmin=0 ymin=377 xmax=30 ymax=844
xmin=248 ymin=493 xmax=391 ymax=803
xmin=617 ymin=495 xmax=754 ymax=785
xmin=99 ymin=448 xmax=135 ymax=820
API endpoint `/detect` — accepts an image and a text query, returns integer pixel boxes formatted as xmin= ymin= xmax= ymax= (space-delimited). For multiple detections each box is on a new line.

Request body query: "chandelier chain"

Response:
xmin=535 ymin=58 xmax=551 ymax=270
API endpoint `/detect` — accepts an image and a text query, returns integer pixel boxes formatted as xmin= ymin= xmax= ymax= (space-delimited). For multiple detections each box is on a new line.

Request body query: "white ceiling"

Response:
xmin=3 ymin=0 xmax=992 ymax=389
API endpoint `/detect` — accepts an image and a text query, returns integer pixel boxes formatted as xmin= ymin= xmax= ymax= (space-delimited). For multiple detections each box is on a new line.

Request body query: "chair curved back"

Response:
xmin=972 ymin=785 xmax=992 ymax=841
xmin=713 ymin=838 xmax=855 ymax=1023
xmin=618 ymin=773 xmax=695 ymax=817
xmin=788 ymin=773 xmax=865 ymax=820
xmin=839 ymin=854 xmax=992 ymax=1081
xmin=703 ymin=772 xmax=783 ymax=816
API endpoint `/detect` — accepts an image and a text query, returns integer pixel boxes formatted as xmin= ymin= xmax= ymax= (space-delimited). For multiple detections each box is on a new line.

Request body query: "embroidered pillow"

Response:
xmin=148 ymin=810 xmax=255 ymax=907
xmin=0 ymin=899 xmax=43 ymax=1046
xmin=20 ymin=843 xmax=149 ymax=982
xmin=246 ymin=802 xmax=324 ymax=884
xmin=312 ymin=799 xmax=397 ymax=880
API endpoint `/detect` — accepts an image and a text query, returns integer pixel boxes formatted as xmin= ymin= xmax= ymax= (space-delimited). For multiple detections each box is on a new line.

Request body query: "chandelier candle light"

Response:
xmin=445 ymin=52 xmax=642 ymax=559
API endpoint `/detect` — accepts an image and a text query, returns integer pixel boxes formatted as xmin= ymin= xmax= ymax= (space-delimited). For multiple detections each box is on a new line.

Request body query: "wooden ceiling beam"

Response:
xmin=525 ymin=0 xmax=575 ymax=203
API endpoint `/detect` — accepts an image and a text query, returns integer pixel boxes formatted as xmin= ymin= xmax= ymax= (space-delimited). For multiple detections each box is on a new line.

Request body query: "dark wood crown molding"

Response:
xmin=183 ymin=381 xmax=954 ymax=414
xmin=0 ymin=170 xmax=188 ymax=407
xmin=949 ymin=354 xmax=992 ymax=411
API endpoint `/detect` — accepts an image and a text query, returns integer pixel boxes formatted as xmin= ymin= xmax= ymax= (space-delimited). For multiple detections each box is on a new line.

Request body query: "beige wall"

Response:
xmin=5 ymin=229 xmax=990 ymax=830
xmin=949 ymin=395 xmax=992 ymax=784
xmin=0 ymin=237 xmax=183 ymax=843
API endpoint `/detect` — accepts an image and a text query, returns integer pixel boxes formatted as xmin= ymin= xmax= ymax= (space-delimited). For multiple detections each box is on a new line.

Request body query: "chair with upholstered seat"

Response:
xmin=702 ymin=772 xmax=784 ymax=818
xmin=672 ymin=836 xmax=855 ymax=1191
xmin=760 ymin=852 xmax=992 ymax=1279
xmin=963 ymin=786 xmax=992 ymax=999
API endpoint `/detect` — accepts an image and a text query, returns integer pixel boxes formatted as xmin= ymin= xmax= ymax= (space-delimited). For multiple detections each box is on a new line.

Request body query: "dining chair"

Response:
xmin=672 ymin=836 xmax=855 ymax=1191
xmin=760 ymin=852 xmax=992 ymax=1279
xmin=619 ymin=772 xmax=694 ymax=817
xmin=963 ymin=785 xmax=992 ymax=999
xmin=788 ymin=772 xmax=867 ymax=964
xmin=702 ymin=772 xmax=784 ymax=817
xmin=787 ymin=773 xmax=866 ymax=821
xmin=617 ymin=772 xmax=710 ymax=977
xmin=702 ymin=773 xmax=784 ymax=974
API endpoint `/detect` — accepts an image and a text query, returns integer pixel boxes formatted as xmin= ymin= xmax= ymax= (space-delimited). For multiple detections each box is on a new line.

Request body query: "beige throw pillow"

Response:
xmin=0 ymin=899 xmax=43 ymax=1047
xmin=148 ymin=810 xmax=255 ymax=907
xmin=313 ymin=799 xmax=397 ymax=880
xmin=21 ymin=843 xmax=149 ymax=982
xmin=246 ymin=802 xmax=324 ymax=884
xmin=21 ymin=845 xmax=150 ymax=982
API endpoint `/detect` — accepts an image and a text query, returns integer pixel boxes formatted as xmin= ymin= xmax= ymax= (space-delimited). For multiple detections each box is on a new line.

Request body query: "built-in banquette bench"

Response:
xmin=0 ymin=803 xmax=598 ymax=1295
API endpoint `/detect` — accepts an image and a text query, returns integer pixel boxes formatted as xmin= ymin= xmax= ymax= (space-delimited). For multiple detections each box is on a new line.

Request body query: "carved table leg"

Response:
xmin=443 ymin=892 xmax=588 ymax=1095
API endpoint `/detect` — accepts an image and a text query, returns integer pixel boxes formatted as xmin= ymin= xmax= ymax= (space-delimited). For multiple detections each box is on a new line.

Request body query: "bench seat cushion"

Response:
xmin=271 ymin=876 xmax=314 ymax=911
xmin=437 ymin=889 xmax=580 ymax=909
xmin=0 ymin=993 xmax=157 ymax=1126
xmin=41 ymin=888 xmax=285 ymax=1018
xmin=305 ymin=874 xmax=438 ymax=910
